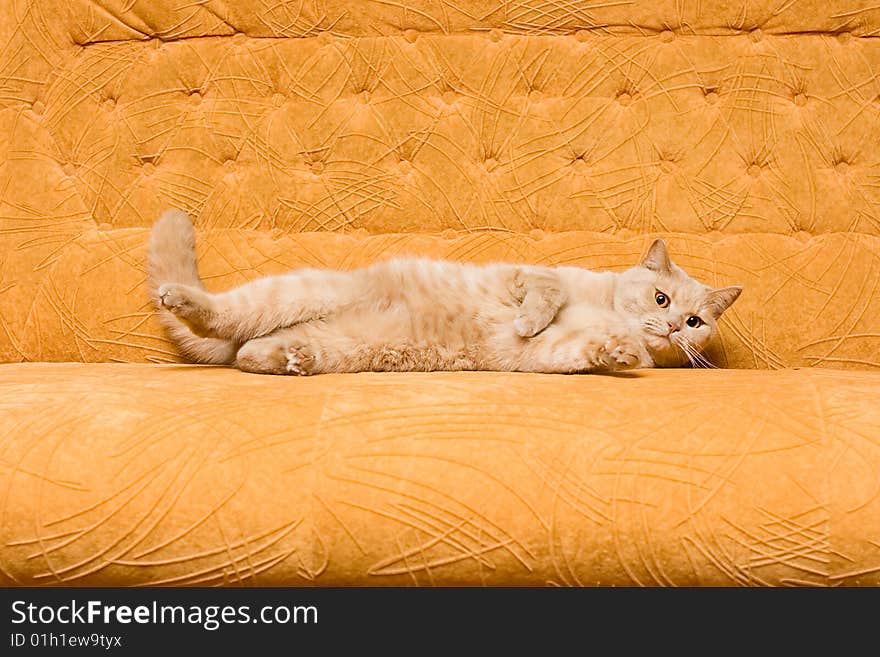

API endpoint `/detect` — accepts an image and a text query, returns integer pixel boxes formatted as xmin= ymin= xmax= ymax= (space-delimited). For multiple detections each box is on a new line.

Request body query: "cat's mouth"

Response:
xmin=640 ymin=320 xmax=693 ymax=367
xmin=639 ymin=326 xmax=676 ymax=354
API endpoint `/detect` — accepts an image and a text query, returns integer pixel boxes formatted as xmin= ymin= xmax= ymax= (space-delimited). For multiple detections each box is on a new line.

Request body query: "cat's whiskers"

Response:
xmin=642 ymin=317 xmax=668 ymax=337
xmin=678 ymin=340 xmax=701 ymax=368
xmin=671 ymin=334 xmax=692 ymax=366
xmin=674 ymin=334 xmax=695 ymax=367
xmin=690 ymin=345 xmax=716 ymax=369
xmin=683 ymin=341 xmax=708 ymax=369
xmin=673 ymin=334 xmax=716 ymax=369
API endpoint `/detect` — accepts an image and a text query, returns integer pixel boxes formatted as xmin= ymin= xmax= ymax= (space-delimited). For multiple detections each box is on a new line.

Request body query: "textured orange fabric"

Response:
xmin=4 ymin=8 xmax=880 ymax=366
xmin=2 ymin=2 xmax=879 ymax=586
xmin=1 ymin=363 xmax=879 ymax=587
xmin=8 ymin=32 xmax=880 ymax=236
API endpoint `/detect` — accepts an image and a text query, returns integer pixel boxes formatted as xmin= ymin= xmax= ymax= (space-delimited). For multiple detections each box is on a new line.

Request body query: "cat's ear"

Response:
xmin=704 ymin=286 xmax=742 ymax=318
xmin=641 ymin=238 xmax=672 ymax=273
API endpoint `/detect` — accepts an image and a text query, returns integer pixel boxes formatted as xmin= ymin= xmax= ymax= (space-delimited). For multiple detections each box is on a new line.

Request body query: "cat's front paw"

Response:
xmin=514 ymin=312 xmax=547 ymax=338
xmin=598 ymin=335 xmax=644 ymax=371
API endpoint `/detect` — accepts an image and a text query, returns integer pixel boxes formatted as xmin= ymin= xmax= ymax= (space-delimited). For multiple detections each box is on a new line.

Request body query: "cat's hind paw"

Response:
xmin=158 ymin=283 xmax=195 ymax=312
xmin=157 ymin=283 xmax=215 ymax=337
xmin=285 ymin=346 xmax=315 ymax=376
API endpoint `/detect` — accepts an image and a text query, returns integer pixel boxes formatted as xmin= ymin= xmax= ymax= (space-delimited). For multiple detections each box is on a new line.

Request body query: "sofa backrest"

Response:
xmin=1 ymin=1 xmax=879 ymax=369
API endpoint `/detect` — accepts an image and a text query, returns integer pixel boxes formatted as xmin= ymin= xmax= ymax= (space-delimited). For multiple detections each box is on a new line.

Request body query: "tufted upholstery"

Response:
xmin=1 ymin=2 xmax=879 ymax=586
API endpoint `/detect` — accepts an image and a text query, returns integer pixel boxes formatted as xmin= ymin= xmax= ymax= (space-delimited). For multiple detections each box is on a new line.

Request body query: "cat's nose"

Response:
xmin=666 ymin=321 xmax=680 ymax=335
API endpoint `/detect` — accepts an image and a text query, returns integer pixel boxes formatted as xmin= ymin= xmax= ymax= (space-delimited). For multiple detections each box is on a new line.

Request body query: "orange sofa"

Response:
xmin=1 ymin=1 xmax=879 ymax=586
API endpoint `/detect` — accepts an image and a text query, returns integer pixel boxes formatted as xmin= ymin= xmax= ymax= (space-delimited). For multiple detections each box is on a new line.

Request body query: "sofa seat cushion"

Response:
xmin=1 ymin=363 xmax=878 ymax=586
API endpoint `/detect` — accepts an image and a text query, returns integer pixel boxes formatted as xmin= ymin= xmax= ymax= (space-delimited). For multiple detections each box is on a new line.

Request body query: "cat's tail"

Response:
xmin=147 ymin=209 xmax=237 ymax=364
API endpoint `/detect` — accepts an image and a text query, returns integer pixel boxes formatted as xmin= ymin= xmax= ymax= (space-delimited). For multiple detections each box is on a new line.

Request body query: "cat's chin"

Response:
xmin=642 ymin=336 xmax=690 ymax=368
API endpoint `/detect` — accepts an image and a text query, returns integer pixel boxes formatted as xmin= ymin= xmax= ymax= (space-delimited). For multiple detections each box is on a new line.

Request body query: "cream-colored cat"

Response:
xmin=148 ymin=210 xmax=741 ymax=375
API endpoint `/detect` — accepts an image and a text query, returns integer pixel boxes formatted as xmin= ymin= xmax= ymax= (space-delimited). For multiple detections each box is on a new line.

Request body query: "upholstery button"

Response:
xmin=404 ymin=29 xmax=418 ymax=43
xmin=189 ymin=90 xmax=201 ymax=104
xmin=272 ymin=92 xmax=285 ymax=106
xmin=704 ymin=90 xmax=719 ymax=104
xmin=838 ymin=32 xmax=852 ymax=44
xmin=484 ymin=157 xmax=498 ymax=171
xmin=311 ymin=162 xmax=325 ymax=174
xmin=617 ymin=92 xmax=632 ymax=106
xmin=489 ymin=28 xmax=502 ymax=42
xmin=142 ymin=162 xmax=156 ymax=176
xmin=659 ymin=30 xmax=674 ymax=42
xmin=441 ymin=90 xmax=457 ymax=104
xmin=398 ymin=159 xmax=412 ymax=173
xmin=62 ymin=163 xmax=75 ymax=176
xmin=572 ymin=156 xmax=588 ymax=172
xmin=528 ymin=89 xmax=542 ymax=102
xmin=659 ymin=158 xmax=674 ymax=173
xmin=30 ymin=100 xmax=45 ymax=115
xmin=104 ymin=97 xmax=117 ymax=110
xmin=575 ymin=30 xmax=590 ymax=42
xmin=750 ymin=28 xmax=763 ymax=42
xmin=835 ymin=161 xmax=849 ymax=174
xmin=747 ymin=164 xmax=762 ymax=177
xmin=793 ymin=93 xmax=807 ymax=106
xmin=529 ymin=229 xmax=545 ymax=240
xmin=360 ymin=90 xmax=370 ymax=103
xmin=233 ymin=32 xmax=247 ymax=45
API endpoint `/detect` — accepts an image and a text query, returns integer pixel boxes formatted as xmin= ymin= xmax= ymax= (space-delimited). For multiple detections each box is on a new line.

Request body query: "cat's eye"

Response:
xmin=655 ymin=291 xmax=669 ymax=308
xmin=686 ymin=315 xmax=703 ymax=328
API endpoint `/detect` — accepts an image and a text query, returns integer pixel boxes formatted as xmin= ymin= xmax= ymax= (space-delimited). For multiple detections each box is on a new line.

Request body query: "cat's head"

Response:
xmin=614 ymin=239 xmax=742 ymax=367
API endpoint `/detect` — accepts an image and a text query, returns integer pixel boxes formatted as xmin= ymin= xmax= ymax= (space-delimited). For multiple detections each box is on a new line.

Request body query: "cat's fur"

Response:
xmin=147 ymin=210 xmax=742 ymax=375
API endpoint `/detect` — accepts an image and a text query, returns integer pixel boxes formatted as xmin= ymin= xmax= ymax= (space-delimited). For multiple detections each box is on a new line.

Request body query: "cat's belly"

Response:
xmin=286 ymin=302 xmax=512 ymax=373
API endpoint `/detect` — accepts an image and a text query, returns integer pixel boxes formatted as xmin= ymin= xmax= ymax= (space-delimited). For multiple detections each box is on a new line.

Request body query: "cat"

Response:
xmin=147 ymin=209 xmax=742 ymax=376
